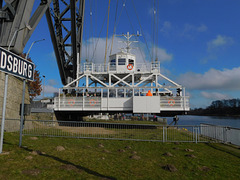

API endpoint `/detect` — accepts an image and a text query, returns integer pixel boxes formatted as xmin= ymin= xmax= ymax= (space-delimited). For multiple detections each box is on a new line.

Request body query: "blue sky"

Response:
xmin=23 ymin=0 xmax=240 ymax=108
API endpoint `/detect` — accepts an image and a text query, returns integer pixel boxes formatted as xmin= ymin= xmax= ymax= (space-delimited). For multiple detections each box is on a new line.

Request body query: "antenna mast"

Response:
xmin=117 ymin=31 xmax=141 ymax=53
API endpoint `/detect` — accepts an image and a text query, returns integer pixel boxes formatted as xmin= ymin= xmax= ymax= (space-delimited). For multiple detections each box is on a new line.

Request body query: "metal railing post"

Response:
xmin=195 ymin=127 xmax=198 ymax=144
xmin=0 ymin=74 xmax=8 ymax=154
xmin=19 ymin=79 xmax=26 ymax=147
xmin=163 ymin=126 xmax=165 ymax=142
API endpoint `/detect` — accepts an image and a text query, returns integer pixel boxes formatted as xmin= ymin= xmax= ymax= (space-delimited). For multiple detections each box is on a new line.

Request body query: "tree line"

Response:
xmin=190 ymin=99 xmax=240 ymax=116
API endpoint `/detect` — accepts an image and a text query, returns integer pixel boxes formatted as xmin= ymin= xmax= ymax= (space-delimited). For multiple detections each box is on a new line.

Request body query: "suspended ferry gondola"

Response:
xmin=54 ymin=32 xmax=190 ymax=120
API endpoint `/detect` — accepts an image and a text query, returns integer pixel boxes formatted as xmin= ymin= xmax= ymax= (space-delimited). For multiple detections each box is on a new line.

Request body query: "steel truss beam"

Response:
xmin=46 ymin=0 xmax=85 ymax=85
xmin=65 ymin=71 xmax=181 ymax=96
xmin=0 ymin=0 xmax=52 ymax=54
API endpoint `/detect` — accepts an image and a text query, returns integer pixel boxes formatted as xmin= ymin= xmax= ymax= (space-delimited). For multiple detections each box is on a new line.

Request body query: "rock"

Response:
xmin=185 ymin=154 xmax=196 ymax=158
xmin=22 ymin=169 xmax=41 ymax=176
xmin=98 ymin=143 xmax=104 ymax=148
xmin=185 ymin=148 xmax=194 ymax=152
xmin=25 ymin=156 xmax=33 ymax=160
xmin=118 ymin=149 xmax=126 ymax=153
xmin=103 ymin=149 xmax=110 ymax=153
xmin=30 ymin=150 xmax=42 ymax=155
xmin=30 ymin=137 xmax=38 ymax=140
xmin=56 ymin=146 xmax=65 ymax=151
xmin=174 ymin=142 xmax=180 ymax=145
xmin=125 ymin=146 xmax=132 ymax=149
xmin=163 ymin=152 xmax=173 ymax=157
xmin=0 ymin=151 xmax=10 ymax=155
xmin=132 ymin=151 xmax=137 ymax=154
xmin=30 ymin=151 xmax=38 ymax=155
xmin=162 ymin=164 xmax=178 ymax=172
xmin=60 ymin=164 xmax=82 ymax=173
xmin=130 ymin=155 xmax=141 ymax=160
xmin=199 ymin=166 xmax=211 ymax=172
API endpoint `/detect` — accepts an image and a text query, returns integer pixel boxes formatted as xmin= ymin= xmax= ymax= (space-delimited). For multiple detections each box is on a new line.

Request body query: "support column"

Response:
xmin=86 ymin=75 xmax=89 ymax=87
xmin=109 ymin=73 xmax=111 ymax=87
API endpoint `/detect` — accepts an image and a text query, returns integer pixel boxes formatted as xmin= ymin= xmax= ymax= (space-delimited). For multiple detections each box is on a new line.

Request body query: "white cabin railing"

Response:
xmin=80 ymin=62 xmax=160 ymax=74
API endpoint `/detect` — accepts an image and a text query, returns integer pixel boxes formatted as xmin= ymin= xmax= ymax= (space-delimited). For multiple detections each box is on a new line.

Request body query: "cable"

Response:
xmin=110 ymin=0 xmax=119 ymax=56
xmin=90 ymin=4 xmax=108 ymax=62
xmin=104 ymin=0 xmax=111 ymax=68
xmin=90 ymin=0 xmax=93 ymax=62
xmin=155 ymin=0 xmax=159 ymax=63
xmin=131 ymin=0 xmax=152 ymax=61
xmin=116 ymin=0 xmax=126 ymax=29
xmin=123 ymin=2 xmax=146 ymax=64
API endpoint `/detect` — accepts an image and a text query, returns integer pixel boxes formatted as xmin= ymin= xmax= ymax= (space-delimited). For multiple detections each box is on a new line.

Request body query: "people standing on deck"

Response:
xmin=146 ymin=90 xmax=152 ymax=96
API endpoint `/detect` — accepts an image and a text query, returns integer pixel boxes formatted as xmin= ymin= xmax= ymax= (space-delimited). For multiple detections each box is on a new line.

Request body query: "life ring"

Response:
xmin=68 ymin=99 xmax=75 ymax=106
xmin=89 ymin=99 xmax=97 ymax=106
xmin=168 ymin=99 xmax=175 ymax=106
xmin=127 ymin=64 xmax=133 ymax=70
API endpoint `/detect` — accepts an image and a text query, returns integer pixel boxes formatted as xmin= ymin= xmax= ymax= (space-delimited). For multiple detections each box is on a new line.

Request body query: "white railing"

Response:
xmin=80 ymin=62 xmax=160 ymax=74
xmin=200 ymin=124 xmax=240 ymax=146
xmin=54 ymin=95 xmax=189 ymax=111
xmin=4 ymin=119 xmax=237 ymax=144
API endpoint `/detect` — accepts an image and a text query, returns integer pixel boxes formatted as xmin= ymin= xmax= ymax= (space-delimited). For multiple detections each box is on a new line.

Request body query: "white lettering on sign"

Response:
xmin=0 ymin=51 xmax=7 ymax=69
xmin=13 ymin=57 xmax=18 ymax=73
xmin=7 ymin=55 xmax=13 ymax=71
xmin=0 ymin=47 xmax=34 ymax=81
xmin=28 ymin=64 xmax=32 ymax=79
xmin=23 ymin=62 xmax=27 ymax=77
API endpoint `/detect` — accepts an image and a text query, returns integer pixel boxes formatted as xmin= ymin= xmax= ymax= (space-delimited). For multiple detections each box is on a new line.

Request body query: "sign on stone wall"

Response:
xmin=0 ymin=47 xmax=34 ymax=81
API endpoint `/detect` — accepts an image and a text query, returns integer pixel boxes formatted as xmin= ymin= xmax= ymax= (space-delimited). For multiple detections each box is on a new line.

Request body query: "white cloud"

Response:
xmin=154 ymin=47 xmax=173 ymax=62
xmin=44 ymin=85 xmax=59 ymax=94
xmin=160 ymin=21 xmax=172 ymax=33
xmin=201 ymin=91 xmax=232 ymax=100
xmin=177 ymin=67 xmax=240 ymax=90
xmin=207 ymin=35 xmax=234 ymax=51
xmin=81 ymin=36 xmax=172 ymax=64
xmin=197 ymin=24 xmax=208 ymax=32
xmin=48 ymin=79 xmax=59 ymax=86
xmin=181 ymin=23 xmax=208 ymax=38
xmin=184 ymin=23 xmax=208 ymax=33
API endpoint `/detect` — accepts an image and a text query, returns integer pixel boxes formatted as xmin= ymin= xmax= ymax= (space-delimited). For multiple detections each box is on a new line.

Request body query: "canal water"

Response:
xmin=165 ymin=115 xmax=240 ymax=129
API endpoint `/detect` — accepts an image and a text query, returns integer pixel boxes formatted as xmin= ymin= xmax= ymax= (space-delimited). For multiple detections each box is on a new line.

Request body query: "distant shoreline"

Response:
xmin=188 ymin=113 xmax=240 ymax=118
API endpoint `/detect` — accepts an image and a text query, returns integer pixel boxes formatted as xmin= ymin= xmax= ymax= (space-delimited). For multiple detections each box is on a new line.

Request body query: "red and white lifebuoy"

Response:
xmin=68 ymin=99 xmax=75 ymax=106
xmin=89 ymin=99 xmax=97 ymax=106
xmin=168 ymin=99 xmax=175 ymax=106
xmin=127 ymin=64 xmax=133 ymax=70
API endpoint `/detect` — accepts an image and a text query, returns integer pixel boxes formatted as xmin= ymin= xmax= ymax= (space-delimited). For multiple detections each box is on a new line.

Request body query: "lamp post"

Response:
xmin=20 ymin=38 xmax=45 ymax=147
xmin=8 ymin=25 xmax=32 ymax=51
xmin=25 ymin=39 xmax=45 ymax=59
xmin=43 ymin=75 xmax=46 ymax=98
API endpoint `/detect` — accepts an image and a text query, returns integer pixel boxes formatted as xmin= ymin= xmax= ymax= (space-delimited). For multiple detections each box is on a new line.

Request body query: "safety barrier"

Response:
xmin=81 ymin=62 xmax=160 ymax=73
xmin=200 ymin=123 xmax=240 ymax=146
xmin=54 ymin=95 xmax=189 ymax=111
xmin=0 ymin=119 xmax=220 ymax=143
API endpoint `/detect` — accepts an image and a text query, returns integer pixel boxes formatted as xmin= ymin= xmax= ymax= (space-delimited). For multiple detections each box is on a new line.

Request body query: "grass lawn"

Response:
xmin=0 ymin=132 xmax=240 ymax=179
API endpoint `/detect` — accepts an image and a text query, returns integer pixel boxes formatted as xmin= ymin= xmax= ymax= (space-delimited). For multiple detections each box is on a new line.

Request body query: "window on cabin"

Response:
xmin=129 ymin=59 xmax=134 ymax=66
xmin=110 ymin=59 xmax=116 ymax=66
xmin=118 ymin=58 xmax=126 ymax=65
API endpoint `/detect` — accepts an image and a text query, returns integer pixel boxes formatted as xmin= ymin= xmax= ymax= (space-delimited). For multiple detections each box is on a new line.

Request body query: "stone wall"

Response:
xmin=0 ymin=71 xmax=30 ymax=131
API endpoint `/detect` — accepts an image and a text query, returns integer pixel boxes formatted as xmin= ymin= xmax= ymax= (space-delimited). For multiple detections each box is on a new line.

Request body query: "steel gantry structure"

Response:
xmin=0 ymin=1 xmax=190 ymax=120
xmin=0 ymin=0 xmax=85 ymax=85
